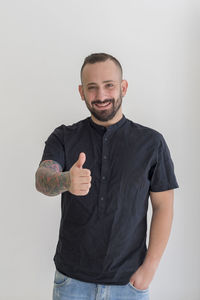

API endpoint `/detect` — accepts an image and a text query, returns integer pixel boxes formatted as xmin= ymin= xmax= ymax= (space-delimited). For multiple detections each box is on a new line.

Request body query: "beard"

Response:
xmin=83 ymin=90 xmax=123 ymax=122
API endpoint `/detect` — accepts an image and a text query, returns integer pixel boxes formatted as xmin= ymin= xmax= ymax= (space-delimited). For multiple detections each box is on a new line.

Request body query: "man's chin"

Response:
xmin=91 ymin=111 xmax=116 ymax=122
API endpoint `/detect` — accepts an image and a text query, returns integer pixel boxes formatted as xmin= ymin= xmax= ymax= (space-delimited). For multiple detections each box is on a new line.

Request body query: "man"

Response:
xmin=35 ymin=53 xmax=179 ymax=300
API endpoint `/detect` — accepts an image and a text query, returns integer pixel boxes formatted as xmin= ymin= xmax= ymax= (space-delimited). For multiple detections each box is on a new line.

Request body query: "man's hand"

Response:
xmin=69 ymin=152 xmax=92 ymax=196
xmin=129 ymin=262 xmax=157 ymax=290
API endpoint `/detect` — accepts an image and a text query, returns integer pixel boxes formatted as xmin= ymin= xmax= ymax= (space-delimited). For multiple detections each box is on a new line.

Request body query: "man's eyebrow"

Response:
xmin=87 ymin=80 xmax=115 ymax=86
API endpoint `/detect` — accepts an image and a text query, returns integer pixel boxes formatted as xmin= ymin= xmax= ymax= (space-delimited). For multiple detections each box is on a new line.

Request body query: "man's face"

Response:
xmin=79 ymin=60 xmax=127 ymax=122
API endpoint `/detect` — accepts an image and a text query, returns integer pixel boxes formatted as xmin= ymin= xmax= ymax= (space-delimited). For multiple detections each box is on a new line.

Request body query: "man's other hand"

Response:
xmin=69 ymin=152 xmax=92 ymax=196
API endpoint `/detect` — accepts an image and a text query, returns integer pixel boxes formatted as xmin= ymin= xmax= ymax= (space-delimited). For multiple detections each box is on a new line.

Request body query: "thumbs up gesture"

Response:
xmin=68 ymin=152 xmax=92 ymax=196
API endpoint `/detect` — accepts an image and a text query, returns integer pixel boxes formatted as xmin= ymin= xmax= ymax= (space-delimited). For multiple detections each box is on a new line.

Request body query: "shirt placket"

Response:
xmin=98 ymin=129 xmax=110 ymax=218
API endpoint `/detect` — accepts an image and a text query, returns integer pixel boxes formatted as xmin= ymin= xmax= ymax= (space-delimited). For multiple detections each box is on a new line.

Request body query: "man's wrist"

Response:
xmin=63 ymin=171 xmax=71 ymax=191
xmin=142 ymin=254 xmax=160 ymax=271
xmin=57 ymin=171 xmax=71 ymax=193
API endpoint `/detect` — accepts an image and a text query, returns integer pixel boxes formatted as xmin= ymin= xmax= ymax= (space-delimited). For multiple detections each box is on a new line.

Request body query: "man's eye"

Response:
xmin=88 ymin=86 xmax=96 ymax=90
xmin=106 ymin=84 xmax=114 ymax=88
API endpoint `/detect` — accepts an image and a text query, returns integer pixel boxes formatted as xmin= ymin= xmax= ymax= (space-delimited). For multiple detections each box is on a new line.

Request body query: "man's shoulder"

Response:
xmin=127 ymin=118 xmax=163 ymax=138
xmin=53 ymin=117 xmax=89 ymax=133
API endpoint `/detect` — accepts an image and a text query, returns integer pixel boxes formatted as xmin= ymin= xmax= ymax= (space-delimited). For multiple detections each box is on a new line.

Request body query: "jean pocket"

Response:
xmin=128 ymin=282 xmax=149 ymax=293
xmin=54 ymin=269 xmax=71 ymax=287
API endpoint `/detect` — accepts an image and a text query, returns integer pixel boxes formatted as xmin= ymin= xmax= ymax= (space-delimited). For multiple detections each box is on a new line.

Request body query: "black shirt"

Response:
xmin=39 ymin=114 xmax=179 ymax=285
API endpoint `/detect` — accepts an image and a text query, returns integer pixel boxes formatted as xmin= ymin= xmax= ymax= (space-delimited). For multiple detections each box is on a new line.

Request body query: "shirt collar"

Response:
xmin=88 ymin=114 xmax=127 ymax=135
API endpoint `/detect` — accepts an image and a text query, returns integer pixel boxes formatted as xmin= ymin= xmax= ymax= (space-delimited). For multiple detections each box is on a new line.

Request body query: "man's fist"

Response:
xmin=68 ymin=152 xmax=92 ymax=196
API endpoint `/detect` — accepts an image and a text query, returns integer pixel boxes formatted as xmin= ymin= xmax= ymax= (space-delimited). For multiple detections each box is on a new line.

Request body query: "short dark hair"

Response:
xmin=80 ymin=52 xmax=123 ymax=82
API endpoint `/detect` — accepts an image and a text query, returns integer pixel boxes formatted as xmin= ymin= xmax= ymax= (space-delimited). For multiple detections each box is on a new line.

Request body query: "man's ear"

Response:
xmin=78 ymin=85 xmax=85 ymax=100
xmin=121 ymin=80 xmax=128 ymax=97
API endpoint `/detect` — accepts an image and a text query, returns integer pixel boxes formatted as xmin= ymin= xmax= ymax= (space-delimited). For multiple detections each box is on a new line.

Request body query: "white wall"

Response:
xmin=1 ymin=0 xmax=199 ymax=299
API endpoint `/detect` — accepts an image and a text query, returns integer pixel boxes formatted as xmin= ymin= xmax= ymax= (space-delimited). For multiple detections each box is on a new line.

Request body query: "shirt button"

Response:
xmin=100 ymin=197 xmax=104 ymax=201
xmin=103 ymin=155 xmax=107 ymax=159
xmin=104 ymin=137 xmax=108 ymax=142
xmin=102 ymin=176 xmax=106 ymax=180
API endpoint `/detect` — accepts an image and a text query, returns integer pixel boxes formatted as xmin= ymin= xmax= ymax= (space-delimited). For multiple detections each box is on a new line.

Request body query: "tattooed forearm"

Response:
xmin=35 ymin=160 xmax=71 ymax=196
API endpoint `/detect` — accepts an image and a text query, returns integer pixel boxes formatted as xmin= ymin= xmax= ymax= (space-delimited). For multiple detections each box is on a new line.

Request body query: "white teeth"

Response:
xmin=96 ymin=102 xmax=110 ymax=107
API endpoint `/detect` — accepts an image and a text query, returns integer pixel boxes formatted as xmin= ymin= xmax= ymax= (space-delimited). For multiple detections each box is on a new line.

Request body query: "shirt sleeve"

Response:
xmin=39 ymin=125 xmax=66 ymax=170
xmin=149 ymin=133 xmax=179 ymax=192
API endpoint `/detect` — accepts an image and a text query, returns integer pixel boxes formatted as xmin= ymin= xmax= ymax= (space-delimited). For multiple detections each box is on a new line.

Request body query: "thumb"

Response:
xmin=75 ymin=152 xmax=86 ymax=169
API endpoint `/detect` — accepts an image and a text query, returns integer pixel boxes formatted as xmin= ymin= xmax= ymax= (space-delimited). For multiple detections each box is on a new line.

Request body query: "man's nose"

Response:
xmin=96 ymin=88 xmax=106 ymax=101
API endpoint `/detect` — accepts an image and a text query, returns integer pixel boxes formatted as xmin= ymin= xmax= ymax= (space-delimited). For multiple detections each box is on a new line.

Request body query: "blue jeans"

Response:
xmin=53 ymin=269 xmax=150 ymax=300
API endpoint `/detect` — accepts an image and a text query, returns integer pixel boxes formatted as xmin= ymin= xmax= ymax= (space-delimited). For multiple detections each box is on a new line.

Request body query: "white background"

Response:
xmin=1 ymin=0 xmax=199 ymax=299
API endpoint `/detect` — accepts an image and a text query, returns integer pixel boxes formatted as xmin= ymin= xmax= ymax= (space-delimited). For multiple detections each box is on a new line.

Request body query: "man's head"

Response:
xmin=80 ymin=53 xmax=123 ymax=83
xmin=78 ymin=53 xmax=128 ymax=125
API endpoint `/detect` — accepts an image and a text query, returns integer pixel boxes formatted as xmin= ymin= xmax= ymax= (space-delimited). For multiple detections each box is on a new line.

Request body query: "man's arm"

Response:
xmin=35 ymin=160 xmax=71 ymax=196
xmin=129 ymin=189 xmax=174 ymax=290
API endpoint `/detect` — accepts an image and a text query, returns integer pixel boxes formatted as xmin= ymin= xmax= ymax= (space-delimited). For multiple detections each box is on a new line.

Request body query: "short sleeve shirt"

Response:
xmin=39 ymin=114 xmax=179 ymax=285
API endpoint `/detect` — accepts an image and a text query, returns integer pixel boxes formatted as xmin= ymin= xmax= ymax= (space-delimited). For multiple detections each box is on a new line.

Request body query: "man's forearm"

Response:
xmin=143 ymin=203 xmax=174 ymax=270
xmin=129 ymin=190 xmax=174 ymax=290
xmin=35 ymin=160 xmax=71 ymax=196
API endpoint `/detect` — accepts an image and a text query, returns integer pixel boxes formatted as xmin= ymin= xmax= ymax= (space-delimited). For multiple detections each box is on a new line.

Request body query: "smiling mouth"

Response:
xmin=94 ymin=102 xmax=112 ymax=110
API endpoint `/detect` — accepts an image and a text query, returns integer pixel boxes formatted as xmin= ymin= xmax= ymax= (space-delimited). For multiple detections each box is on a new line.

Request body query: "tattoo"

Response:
xmin=39 ymin=160 xmax=62 ymax=172
xmin=35 ymin=160 xmax=71 ymax=196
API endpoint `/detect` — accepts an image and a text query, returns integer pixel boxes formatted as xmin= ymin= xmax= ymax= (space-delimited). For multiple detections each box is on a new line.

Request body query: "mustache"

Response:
xmin=92 ymin=99 xmax=114 ymax=105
